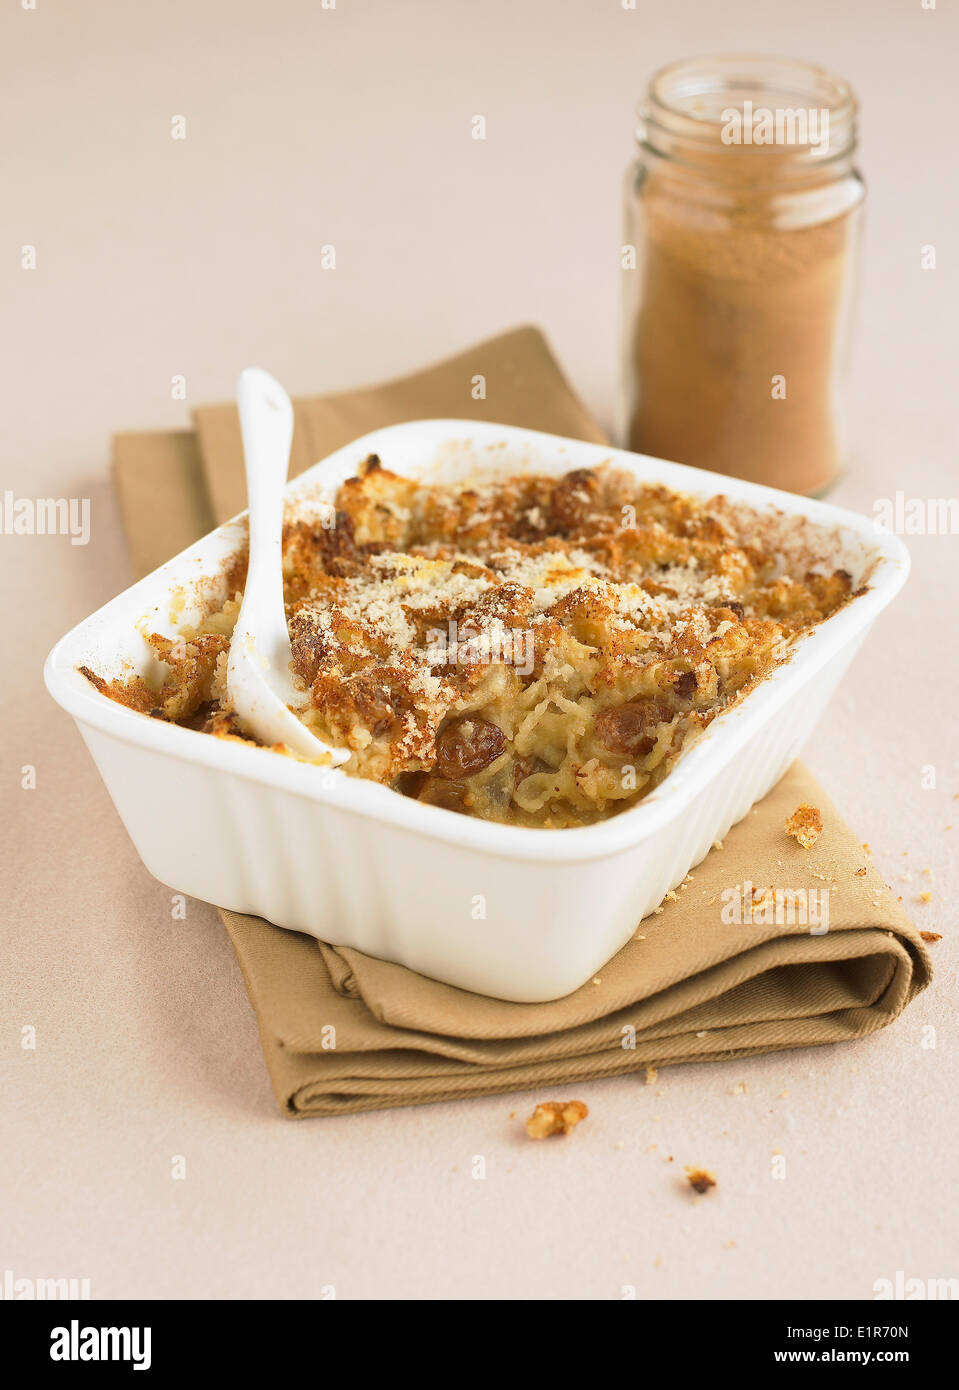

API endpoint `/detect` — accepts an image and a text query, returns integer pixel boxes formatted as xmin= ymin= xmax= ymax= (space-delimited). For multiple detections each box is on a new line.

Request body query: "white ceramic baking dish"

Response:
xmin=44 ymin=421 xmax=909 ymax=1001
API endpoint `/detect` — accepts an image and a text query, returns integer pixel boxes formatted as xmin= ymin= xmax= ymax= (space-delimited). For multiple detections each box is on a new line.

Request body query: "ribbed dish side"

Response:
xmin=72 ymin=621 xmax=871 ymax=1001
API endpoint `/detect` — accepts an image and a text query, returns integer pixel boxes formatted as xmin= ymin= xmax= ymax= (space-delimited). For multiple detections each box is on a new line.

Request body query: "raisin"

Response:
xmin=340 ymin=673 xmax=397 ymax=738
xmin=594 ymin=701 xmax=670 ymax=755
xmin=289 ymin=618 xmax=325 ymax=684
xmin=715 ymin=599 xmax=745 ymax=621
xmin=548 ymin=469 xmax=601 ymax=533
xmin=396 ymin=770 xmax=427 ymax=799
xmin=673 ymin=670 xmax=697 ymax=700
xmin=435 ymin=716 xmax=506 ymax=778
xmin=416 ymin=775 xmax=472 ymax=814
xmin=512 ymin=755 xmax=540 ymax=788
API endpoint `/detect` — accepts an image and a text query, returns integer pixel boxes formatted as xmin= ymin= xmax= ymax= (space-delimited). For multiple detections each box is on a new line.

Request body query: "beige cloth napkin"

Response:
xmin=112 ymin=326 xmax=931 ymax=1117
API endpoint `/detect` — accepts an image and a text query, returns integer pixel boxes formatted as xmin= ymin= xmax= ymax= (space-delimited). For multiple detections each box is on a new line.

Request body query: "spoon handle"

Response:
xmin=236 ymin=368 xmax=295 ymax=610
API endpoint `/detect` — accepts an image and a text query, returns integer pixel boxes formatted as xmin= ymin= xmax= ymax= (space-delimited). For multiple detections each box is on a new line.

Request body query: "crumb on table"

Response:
xmin=919 ymin=931 xmax=942 ymax=943
xmin=525 ymin=1100 xmax=589 ymax=1139
xmin=784 ymin=803 xmax=823 ymax=849
xmin=685 ymin=1165 xmax=717 ymax=1194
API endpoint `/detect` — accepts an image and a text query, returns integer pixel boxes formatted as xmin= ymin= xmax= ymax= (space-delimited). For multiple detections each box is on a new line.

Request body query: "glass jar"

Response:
xmin=619 ymin=56 xmax=864 ymax=494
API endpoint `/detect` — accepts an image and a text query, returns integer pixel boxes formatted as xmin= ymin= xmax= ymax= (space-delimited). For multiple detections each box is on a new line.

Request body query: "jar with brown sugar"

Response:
xmin=620 ymin=56 xmax=864 ymax=494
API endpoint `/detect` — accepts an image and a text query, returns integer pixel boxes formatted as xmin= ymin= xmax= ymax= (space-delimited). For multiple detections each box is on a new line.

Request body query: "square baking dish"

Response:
xmin=44 ymin=421 xmax=909 ymax=1002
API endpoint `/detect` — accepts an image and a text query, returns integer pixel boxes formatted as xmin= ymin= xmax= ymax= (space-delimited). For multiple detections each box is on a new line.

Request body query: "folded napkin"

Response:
xmin=112 ymin=326 xmax=931 ymax=1117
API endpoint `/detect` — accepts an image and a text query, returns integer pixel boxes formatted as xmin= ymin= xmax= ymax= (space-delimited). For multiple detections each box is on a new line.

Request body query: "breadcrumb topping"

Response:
xmin=82 ymin=457 xmax=859 ymax=829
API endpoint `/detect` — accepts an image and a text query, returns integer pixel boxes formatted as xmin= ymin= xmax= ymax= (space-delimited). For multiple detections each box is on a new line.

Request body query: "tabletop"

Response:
xmin=2 ymin=0 xmax=956 ymax=1300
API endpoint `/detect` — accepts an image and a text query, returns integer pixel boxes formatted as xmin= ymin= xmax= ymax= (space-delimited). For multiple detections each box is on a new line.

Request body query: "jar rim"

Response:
xmin=640 ymin=54 xmax=858 ymax=165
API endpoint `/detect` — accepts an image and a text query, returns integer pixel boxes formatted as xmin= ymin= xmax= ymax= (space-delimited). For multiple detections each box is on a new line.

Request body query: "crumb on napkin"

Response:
xmin=784 ymin=802 xmax=823 ymax=849
xmin=525 ymin=1100 xmax=589 ymax=1139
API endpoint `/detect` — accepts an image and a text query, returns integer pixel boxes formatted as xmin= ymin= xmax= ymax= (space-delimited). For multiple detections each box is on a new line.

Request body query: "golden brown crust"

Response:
xmin=80 ymin=630 xmax=230 ymax=723
xmin=82 ymin=460 xmax=856 ymax=828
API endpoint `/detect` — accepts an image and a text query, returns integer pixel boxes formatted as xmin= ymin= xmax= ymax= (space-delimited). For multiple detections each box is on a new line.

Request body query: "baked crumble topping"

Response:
xmin=525 ymin=1100 xmax=589 ymax=1138
xmin=82 ymin=456 xmax=859 ymax=829
xmin=784 ymin=803 xmax=824 ymax=849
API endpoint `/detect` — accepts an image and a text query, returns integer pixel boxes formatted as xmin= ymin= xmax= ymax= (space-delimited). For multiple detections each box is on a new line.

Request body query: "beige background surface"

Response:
xmin=2 ymin=0 xmax=957 ymax=1300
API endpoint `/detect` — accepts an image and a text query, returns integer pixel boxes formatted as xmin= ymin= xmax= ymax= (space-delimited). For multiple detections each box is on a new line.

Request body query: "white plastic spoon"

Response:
xmin=227 ymin=367 xmax=350 ymax=764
